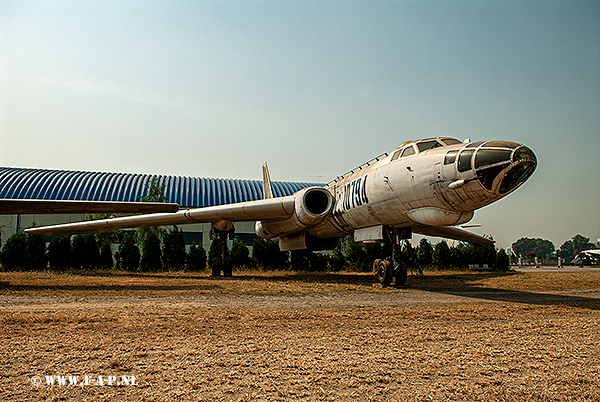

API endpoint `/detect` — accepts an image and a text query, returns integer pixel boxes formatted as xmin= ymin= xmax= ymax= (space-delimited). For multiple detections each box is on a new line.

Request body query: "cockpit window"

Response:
xmin=458 ymin=149 xmax=474 ymax=172
xmin=465 ymin=141 xmax=484 ymax=149
xmin=390 ymin=150 xmax=401 ymax=162
xmin=444 ymin=150 xmax=458 ymax=165
xmin=440 ymin=138 xmax=462 ymax=145
xmin=474 ymin=149 xmax=512 ymax=169
xmin=416 ymin=140 xmax=443 ymax=152
xmin=401 ymin=146 xmax=416 ymax=157
xmin=513 ymin=147 xmax=536 ymax=162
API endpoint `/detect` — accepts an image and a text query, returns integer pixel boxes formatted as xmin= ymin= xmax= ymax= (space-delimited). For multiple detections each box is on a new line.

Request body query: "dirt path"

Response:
xmin=1 ymin=271 xmax=599 ymax=401
xmin=1 ymin=287 xmax=599 ymax=312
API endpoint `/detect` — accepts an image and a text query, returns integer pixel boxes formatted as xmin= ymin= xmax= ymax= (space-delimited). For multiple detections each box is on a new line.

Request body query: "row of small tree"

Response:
xmin=0 ymin=230 xmax=509 ymax=272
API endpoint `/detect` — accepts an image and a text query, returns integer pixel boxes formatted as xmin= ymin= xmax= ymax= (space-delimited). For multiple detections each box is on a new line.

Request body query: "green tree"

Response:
xmin=400 ymin=240 xmax=417 ymax=267
xmin=511 ymin=237 xmax=555 ymax=259
xmin=208 ymin=237 xmax=228 ymax=262
xmin=48 ymin=235 xmax=72 ymax=270
xmin=163 ymin=226 xmax=186 ymax=270
xmin=475 ymin=243 xmax=497 ymax=268
xmin=72 ymin=234 xmax=99 ymax=269
xmin=139 ymin=177 xmax=169 ymax=203
xmin=338 ymin=236 xmax=370 ymax=271
xmin=98 ymin=239 xmax=114 ymax=269
xmin=1 ymin=232 xmax=47 ymax=271
xmin=495 ymin=249 xmax=510 ymax=271
xmin=1 ymin=231 xmax=28 ymax=270
xmin=230 ymin=240 xmax=251 ymax=269
xmin=328 ymin=248 xmax=345 ymax=272
xmin=449 ymin=244 xmax=466 ymax=268
xmin=118 ymin=231 xmax=140 ymax=271
xmin=140 ymin=230 xmax=162 ymax=271
xmin=560 ymin=234 xmax=596 ymax=262
xmin=252 ymin=238 xmax=288 ymax=270
xmin=187 ymin=242 xmax=207 ymax=271
xmin=417 ymin=238 xmax=433 ymax=267
xmin=432 ymin=240 xmax=451 ymax=269
xmin=26 ymin=234 xmax=47 ymax=271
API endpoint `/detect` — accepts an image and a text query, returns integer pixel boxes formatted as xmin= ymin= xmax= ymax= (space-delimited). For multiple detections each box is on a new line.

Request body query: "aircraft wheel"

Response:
xmin=223 ymin=257 xmax=233 ymax=277
xmin=372 ymin=259 xmax=382 ymax=276
xmin=211 ymin=257 xmax=222 ymax=277
xmin=377 ymin=260 xmax=393 ymax=286
xmin=395 ymin=260 xmax=408 ymax=286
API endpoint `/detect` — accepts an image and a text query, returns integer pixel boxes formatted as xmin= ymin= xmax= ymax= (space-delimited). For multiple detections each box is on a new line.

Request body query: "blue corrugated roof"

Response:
xmin=0 ymin=167 xmax=321 ymax=208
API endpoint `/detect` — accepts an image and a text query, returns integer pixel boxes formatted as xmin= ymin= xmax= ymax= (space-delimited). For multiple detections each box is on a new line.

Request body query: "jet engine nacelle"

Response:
xmin=255 ymin=187 xmax=333 ymax=239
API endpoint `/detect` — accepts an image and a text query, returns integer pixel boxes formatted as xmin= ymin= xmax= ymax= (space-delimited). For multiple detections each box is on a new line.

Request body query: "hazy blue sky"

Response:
xmin=1 ymin=0 xmax=599 ymax=249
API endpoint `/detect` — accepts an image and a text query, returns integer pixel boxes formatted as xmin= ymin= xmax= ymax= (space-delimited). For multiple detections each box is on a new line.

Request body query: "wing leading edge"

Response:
xmin=25 ymin=195 xmax=296 ymax=237
xmin=412 ymin=225 xmax=494 ymax=244
xmin=0 ymin=199 xmax=180 ymax=215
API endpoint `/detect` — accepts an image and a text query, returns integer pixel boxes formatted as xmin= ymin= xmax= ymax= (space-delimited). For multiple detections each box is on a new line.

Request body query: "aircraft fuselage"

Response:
xmin=302 ymin=137 xmax=536 ymax=241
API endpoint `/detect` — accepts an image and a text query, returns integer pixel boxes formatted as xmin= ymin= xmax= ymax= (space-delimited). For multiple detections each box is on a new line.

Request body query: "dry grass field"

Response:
xmin=1 ymin=269 xmax=599 ymax=401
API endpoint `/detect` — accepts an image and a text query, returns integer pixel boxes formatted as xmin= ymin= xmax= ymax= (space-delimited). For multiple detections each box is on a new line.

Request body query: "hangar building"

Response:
xmin=0 ymin=166 xmax=319 ymax=250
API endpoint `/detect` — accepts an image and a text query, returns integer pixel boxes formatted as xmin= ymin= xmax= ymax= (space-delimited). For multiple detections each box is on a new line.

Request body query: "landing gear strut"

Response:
xmin=375 ymin=227 xmax=410 ymax=287
xmin=209 ymin=227 xmax=234 ymax=277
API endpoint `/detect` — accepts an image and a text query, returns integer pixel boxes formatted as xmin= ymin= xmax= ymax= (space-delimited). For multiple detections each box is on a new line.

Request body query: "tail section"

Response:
xmin=262 ymin=162 xmax=274 ymax=199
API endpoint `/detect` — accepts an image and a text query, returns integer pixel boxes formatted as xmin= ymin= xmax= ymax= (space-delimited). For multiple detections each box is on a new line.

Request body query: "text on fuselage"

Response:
xmin=339 ymin=175 xmax=369 ymax=211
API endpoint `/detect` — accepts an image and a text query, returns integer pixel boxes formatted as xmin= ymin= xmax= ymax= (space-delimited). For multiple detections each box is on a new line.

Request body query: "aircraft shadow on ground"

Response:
xmin=436 ymin=288 xmax=600 ymax=311
xmin=404 ymin=272 xmax=600 ymax=311
xmin=226 ymin=271 xmax=600 ymax=311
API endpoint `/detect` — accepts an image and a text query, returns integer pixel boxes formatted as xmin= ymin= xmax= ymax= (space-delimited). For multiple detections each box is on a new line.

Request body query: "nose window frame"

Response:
xmin=458 ymin=149 xmax=475 ymax=172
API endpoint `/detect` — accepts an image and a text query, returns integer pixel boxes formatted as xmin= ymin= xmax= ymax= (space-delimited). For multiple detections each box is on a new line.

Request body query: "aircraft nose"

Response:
xmin=498 ymin=145 xmax=536 ymax=194
xmin=474 ymin=142 xmax=536 ymax=194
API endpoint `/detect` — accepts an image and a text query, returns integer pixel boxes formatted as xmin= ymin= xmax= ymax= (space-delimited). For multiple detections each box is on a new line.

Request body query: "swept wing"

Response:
xmin=0 ymin=199 xmax=179 ymax=215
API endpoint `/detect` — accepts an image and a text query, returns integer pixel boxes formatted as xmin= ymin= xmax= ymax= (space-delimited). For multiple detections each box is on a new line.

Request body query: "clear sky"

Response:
xmin=1 ymin=0 xmax=599 ymax=250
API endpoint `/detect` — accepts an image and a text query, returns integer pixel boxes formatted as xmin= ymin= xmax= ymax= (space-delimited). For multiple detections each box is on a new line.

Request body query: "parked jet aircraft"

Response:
xmin=572 ymin=249 xmax=600 ymax=266
xmin=26 ymin=137 xmax=537 ymax=285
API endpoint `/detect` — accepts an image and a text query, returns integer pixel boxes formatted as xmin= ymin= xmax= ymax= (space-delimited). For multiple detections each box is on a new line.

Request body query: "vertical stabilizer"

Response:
xmin=262 ymin=162 xmax=274 ymax=199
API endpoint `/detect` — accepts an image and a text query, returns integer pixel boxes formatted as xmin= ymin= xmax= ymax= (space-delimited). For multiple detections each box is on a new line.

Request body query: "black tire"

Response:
xmin=377 ymin=260 xmax=393 ymax=286
xmin=395 ymin=260 xmax=408 ymax=286
xmin=372 ymin=259 xmax=382 ymax=276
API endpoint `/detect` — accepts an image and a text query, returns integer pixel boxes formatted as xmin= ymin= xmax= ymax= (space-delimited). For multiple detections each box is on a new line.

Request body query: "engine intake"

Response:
xmin=255 ymin=187 xmax=333 ymax=239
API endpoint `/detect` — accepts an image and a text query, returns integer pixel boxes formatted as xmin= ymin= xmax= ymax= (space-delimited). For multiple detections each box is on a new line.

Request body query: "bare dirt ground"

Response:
xmin=1 ymin=269 xmax=599 ymax=401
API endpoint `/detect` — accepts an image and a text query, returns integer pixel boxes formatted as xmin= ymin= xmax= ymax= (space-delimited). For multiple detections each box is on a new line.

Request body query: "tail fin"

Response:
xmin=262 ymin=162 xmax=274 ymax=199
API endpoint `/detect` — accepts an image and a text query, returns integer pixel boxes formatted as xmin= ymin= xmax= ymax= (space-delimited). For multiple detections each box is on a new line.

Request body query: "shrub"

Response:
xmin=72 ymin=234 xmax=99 ymax=269
xmin=27 ymin=234 xmax=47 ymax=271
xmin=1 ymin=232 xmax=47 ymax=271
xmin=252 ymin=238 xmax=288 ymax=270
xmin=417 ymin=238 xmax=433 ymax=268
xmin=48 ymin=235 xmax=72 ymax=270
xmin=230 ymin=240 xmax=251 ymax=269
xmin=1 ymin=231 xmax=28 ymax=270
xmin=118 ymin=231 xmax=140 ymax=271
xmin=163 ymin=226 xmax=186 ymax=270
xmin=495 ymin=249 xmax=510 ymax=271
xmin=140 ymin=231 xmax=162 ymax=271
xmin=187 ymin=242 xmax=207 ymax=271
xmin=432 ymin=241 xmax=451 ymax=269
xmin=98 ymin=240 xmax=114 ymax=269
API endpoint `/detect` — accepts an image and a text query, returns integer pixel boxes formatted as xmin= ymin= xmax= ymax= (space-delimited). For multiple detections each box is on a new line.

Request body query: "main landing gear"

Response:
xmin=209 ymin=227 xmax=234 ymax=277
xmin=373 ymin=227 xmax=410 ymax=287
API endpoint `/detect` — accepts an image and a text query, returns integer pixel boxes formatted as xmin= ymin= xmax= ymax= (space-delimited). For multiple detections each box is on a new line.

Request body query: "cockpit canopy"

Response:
xmin=444 ymin=140 xmax=537 ymax=195
xmin=391 ymin=137 xmax=462 ymax=162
